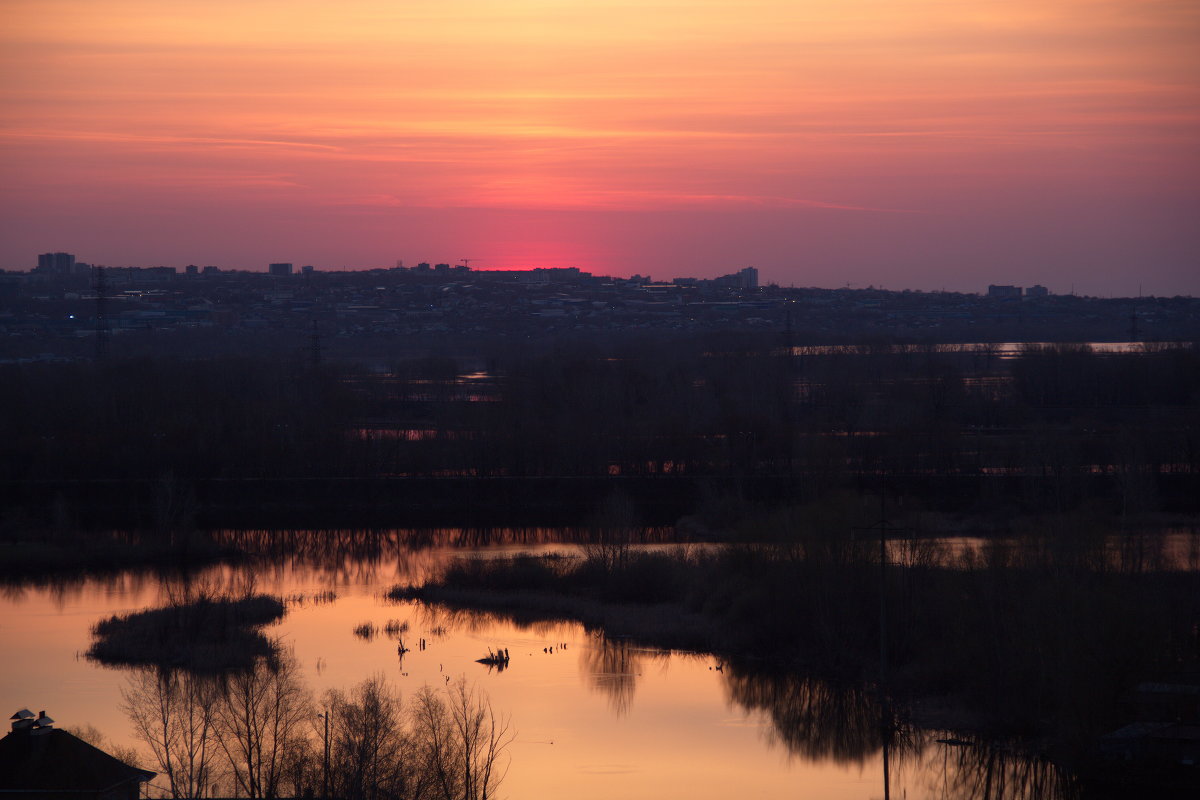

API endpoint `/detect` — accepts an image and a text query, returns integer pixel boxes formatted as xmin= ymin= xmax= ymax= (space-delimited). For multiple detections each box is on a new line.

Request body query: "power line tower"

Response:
xmin=93 ymin=266 xmax=110 ymax=361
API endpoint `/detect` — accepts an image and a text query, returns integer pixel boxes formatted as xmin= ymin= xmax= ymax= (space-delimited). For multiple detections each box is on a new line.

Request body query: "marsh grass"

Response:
xmin=88 ymin=592 xmax=285 ymax=672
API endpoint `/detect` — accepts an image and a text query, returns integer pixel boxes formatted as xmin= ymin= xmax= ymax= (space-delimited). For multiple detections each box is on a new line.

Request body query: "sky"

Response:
xmin=1 ymin=0 xmax=1197 ymax=295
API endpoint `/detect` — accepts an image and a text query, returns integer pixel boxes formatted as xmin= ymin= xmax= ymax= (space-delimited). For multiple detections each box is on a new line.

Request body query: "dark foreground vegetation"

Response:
xmin=394 ymin=496 xmax=1200 ymax=793
xmin=88 ymin=591 xmax=285 ymax=672
xmin=1 ymin=337 xmax=1197 ymax=528
xmin=3 ymin=333 xmax=1196 ymax=794
xmin=118 ymin=658 xmax=511 ymax=800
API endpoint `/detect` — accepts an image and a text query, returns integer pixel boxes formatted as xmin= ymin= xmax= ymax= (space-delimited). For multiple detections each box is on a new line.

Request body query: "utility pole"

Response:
xmin=853 ymin=494 xmax=908 ymax=686
xmin=852 ymin=492 xmax=912 ymax=800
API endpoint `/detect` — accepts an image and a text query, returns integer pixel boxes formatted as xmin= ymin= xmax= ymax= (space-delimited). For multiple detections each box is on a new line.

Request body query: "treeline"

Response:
xmin=0 ymin=358 xmax=358 ymax=483
xmin=2 ymin=338 xmax=1197 ymax=523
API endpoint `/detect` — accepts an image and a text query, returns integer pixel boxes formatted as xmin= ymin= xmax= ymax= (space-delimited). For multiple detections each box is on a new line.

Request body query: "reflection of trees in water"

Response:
xmin=1 ymin=568 xmax=160 ymax=607
xmin=415 ymin=605 xmax=576 ymax=641
xmin=915 ymin=738 xmax=1078 ymax=800
xmin=211 ymin=526 xmax=676 ymax=586
xmin=725 ymin=667 xmax=1076 ymax=799
xmin=581 ymin=636 xmax=653 ymax=717
xmin=415 ymin=604 xmax=657 ymax=718
xmin=723 ymin=669 xmax=887 ymax=763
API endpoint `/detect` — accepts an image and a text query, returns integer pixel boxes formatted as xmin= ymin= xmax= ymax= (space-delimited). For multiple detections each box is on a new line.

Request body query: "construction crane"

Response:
xmin=459 ymin=258 xmax=481 ymax=269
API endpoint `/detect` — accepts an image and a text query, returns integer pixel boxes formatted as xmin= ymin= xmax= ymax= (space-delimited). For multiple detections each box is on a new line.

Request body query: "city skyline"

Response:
xmin=9 ymin=252 xmax=1091 ymax=297
xmin=2 ymin=1 xmax=1198 ymax=296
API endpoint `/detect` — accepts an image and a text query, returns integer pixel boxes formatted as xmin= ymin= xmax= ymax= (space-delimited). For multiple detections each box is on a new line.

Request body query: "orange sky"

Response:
xmin=2 ymin=0 xmax=1197 ymax=292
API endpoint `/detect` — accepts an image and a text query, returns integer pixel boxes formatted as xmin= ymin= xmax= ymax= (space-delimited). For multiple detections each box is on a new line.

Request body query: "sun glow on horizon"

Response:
xmin=1 ymin=0 xmax=1197 ymax=291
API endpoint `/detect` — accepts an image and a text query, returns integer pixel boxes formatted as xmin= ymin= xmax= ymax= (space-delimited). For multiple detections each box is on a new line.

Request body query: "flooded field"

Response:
xmin=0 ymin=528 xmax=1090 ymax=799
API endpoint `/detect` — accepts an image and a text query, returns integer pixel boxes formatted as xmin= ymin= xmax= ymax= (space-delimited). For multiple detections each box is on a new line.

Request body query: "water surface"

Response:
xmin=0 ymin=529 xmax=1078 ymax=799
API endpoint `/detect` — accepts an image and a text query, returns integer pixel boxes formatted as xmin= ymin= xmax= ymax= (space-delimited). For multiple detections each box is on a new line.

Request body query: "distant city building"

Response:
xmin=185 ymin=264 xmax=199 ymax=276
xmin=1025 ymin=284 xmax=1049 ymax=298
xmin=517 ymin=267 xmax=588 ymax=284
xmin=268 ymin=262 xmax=293 ymax=277
xmin=302 ymin=265 xmax=315 ymax=275
xmin=987 ymin=284 xmax=1022 ymax=298
xmin=712 ymin=267 xmax=759 ymax=290
xmin=37 ymin=252 xmax=75 ymax=275
xmin=202 ymin=265 xmax=220 ymax=275
xmin=142 ymin=266 xmax=177 ymax=282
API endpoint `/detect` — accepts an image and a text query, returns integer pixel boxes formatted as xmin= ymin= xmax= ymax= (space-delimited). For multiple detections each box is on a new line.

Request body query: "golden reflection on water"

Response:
xmin=0 ymin=530 xmax=1082 ymax=799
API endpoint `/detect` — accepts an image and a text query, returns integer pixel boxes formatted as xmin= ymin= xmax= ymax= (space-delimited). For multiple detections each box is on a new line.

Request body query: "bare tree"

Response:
xmin=121 ymin=668 xmax=219 ymax=799
xmin=325 ymin=675 xmax=411 ymax=800
xmin=583 ymin=489 xmax=640 ymax=572
xmin=64 ymin=723 xmax=144 ymax=774
xmin=410 ymin=679 xmax=514 ymax=800
xmin=215 ymin=649 xmax=312 ymax=799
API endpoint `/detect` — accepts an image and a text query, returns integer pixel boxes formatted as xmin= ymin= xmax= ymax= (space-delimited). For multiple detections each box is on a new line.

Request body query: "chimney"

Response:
xmin=10 ymin=709 xmax=35 ymax=733
xmin=31 ymin=710 xmax=54 ymax=736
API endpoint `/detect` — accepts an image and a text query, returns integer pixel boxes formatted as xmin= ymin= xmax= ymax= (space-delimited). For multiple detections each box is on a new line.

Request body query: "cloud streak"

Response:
xmin=1 ymin=0 xmax=1196 ymax=292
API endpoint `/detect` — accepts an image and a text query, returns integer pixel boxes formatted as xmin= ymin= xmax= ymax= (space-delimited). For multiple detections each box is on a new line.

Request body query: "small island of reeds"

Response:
xmin=88 ymin=592 xmax=285 ymax=672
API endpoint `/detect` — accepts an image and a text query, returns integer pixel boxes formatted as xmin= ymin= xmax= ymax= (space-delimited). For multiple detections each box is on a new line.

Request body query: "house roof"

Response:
xmin=0 ymin=728 xmax=154 ymax=792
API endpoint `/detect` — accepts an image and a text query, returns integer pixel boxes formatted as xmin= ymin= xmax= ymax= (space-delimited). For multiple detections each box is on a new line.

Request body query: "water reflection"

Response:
xmin=6 ymin=525 xmax=1196 ymax=612
xmin=722 ymin=665 xmax=1079 ymax=800
xmin=209 ymin=526 xmax=676 ymax=587
xmin=402 ymin=603 xmax=658 ymax=717
xmin=0 ymin=527 xmax=1124 ymax=799
xmin=722 ymin=668 xmax=891 ymax=763
xmin=580 ymin=636 xmax=665 ymax=717
xmin=914 ymin=737 xmax=1079 ymax=800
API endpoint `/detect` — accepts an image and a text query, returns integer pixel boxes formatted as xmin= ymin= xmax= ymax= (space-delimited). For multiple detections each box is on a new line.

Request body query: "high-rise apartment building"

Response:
xmin=37 ymin=252 xmax=75 ymax=275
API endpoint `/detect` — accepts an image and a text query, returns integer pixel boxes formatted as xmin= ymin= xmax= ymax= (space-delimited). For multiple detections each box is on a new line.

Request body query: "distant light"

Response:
xmin=68 ymin=315 xmax=74 ymax=319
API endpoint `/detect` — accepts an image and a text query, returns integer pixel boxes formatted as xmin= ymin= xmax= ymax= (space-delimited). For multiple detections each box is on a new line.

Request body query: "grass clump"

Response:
xmin=88 ymin=593 xmax=285 ymax=672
